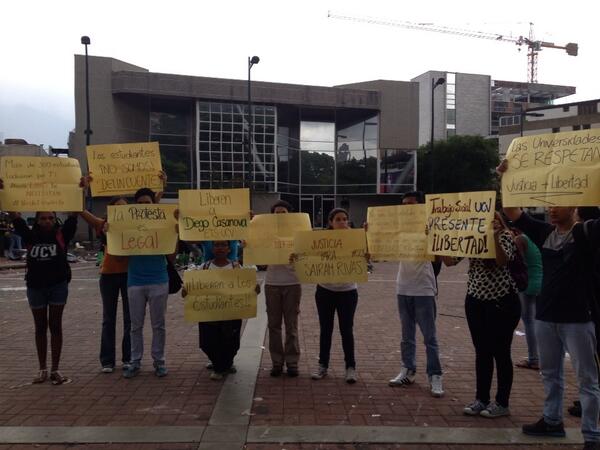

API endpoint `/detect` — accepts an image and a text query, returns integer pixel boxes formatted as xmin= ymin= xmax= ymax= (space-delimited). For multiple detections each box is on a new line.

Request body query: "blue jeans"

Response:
xmin=519 ymin=293 xmax=538 ymax=363
xmin=397 ymin=295 xmax=442 ymax=376
xmin=535 ymin=320 xmax=600 ymax=442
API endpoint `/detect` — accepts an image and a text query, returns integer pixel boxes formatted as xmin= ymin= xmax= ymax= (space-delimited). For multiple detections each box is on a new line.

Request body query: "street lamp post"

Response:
xmin=430 ymin=77 xmax=445 ymax=193
xmin=246 ymin=56 xmax=260 ymax=197
xmin=81 ymin=36 xmax=93 ymax=244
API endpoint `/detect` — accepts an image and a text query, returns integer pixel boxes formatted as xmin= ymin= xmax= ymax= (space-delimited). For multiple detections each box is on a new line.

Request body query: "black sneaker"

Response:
xmin=583 ymin=442 xmax=600 ymax=450
xmin=286 ymin=367 xmax=299 ymax=377
xmin=522 ymin=417 xmax=566 ymax=437
xmin=270 ymin=367 xmax=283 ymax=377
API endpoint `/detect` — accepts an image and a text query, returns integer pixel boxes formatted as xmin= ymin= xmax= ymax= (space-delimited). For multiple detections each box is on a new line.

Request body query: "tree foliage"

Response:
xmin=417 ymin=135 xmax=499 ymax=194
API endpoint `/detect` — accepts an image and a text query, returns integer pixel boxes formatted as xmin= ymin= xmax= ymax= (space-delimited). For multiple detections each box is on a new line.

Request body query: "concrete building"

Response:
xmin=411 ymin=70 xmax=575 ymax=145
xmin=0 ymin=139 xmax=48 ymax=157
xmin=498 ymin=99 xmax=600 ymax=156
xmin=71 ymin=55 xmax=420 ymax=229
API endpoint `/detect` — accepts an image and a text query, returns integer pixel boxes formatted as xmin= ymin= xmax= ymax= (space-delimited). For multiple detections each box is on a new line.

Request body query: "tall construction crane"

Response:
xmin=328 ymin=12 xmax=578 ymax=83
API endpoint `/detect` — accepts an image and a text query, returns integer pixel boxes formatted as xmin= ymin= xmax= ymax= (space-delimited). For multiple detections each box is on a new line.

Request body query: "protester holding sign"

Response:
xmin=263 ymin=200 xmax=302 ymax=378
xmin=385 ymin=191 xmax=444 ymax=398
xmin=120 ymin=188 xmax=172 ymax=379
xmin=304 ymin=208 xmax=364 ymax=384
xmin=182 ymin=240 xmax=260 ymax=380
xmin=0 ymin=176 xmax=89 ymax=385
xmin=499 ymin=161 xmax=600 ymax=445
xmin=442 ymin=211 xmax=520 ymax=418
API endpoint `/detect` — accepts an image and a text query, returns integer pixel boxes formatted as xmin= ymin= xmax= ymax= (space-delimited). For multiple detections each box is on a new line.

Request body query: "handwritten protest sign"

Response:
xmin=183 ymin=269 xmax=257 ymax=322
xmin=0 ymin=156 xmax=83 ymax=212
xmin=426 ymin=191 xmax=496 ymax=259
xmin=86 ymin=142 xmax=163 ymax=197
xmin=106 ymin=204 xmax=178 ymax=255
xmin=367 ymin=204 xmax=433 ymax=262
xmin=293 ymin=229 xmax=368 ymax=284
xmin=244 ymin=213 xmax=312 ymax=265
xmin=178 ymin=189 xmax=250 ymax=241
xmin=502 ymin=129 xmax=600 ymax=207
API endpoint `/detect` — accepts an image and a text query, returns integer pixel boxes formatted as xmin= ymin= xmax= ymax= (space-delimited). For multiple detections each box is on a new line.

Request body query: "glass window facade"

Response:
xmin=379 ymin=149 xmax=416 ymax=194
xmin=196 ymin=101 xmax=276 ymax=191
xmin=150 ymin=98 xmax=194 ymax=197
xmin=446 ymin=72 xmax=456 ymax=138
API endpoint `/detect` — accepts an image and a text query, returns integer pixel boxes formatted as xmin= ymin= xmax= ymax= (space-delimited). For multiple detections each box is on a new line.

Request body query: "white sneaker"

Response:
xmin=209 ymin=371 xmax=224 ymax=380
xmin=429 ymin=374 xmax=444 ymax=397
xmin=311 ymin=365 xmax=328 ymax=380
xmin=101 ymin=366 xmax=114 ymax=373
xmin=345 ymin=367 xmax=357 ymax=384
xmin=389 ymin=367 xmax=416 ymax=386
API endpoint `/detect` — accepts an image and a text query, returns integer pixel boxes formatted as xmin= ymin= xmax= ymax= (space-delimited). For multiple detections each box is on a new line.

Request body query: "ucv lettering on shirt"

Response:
xmin=30 ymin=244 xmax=57 ymax=259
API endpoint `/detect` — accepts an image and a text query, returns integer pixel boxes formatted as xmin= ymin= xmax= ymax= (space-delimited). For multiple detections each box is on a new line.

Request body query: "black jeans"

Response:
xmin=465 ymin=293 xmax=521 ymax=407
xmin=315 ymin=286 xmax=358 ymax=369
xmin=199 ymin=320 xmax=242 ymax=373
xmin=99 ymin=273 xmax=131 ymax=367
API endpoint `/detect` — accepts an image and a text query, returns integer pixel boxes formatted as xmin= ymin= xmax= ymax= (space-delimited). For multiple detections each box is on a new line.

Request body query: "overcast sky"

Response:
xmin=1 ymin=0 xmax=597 ymax=147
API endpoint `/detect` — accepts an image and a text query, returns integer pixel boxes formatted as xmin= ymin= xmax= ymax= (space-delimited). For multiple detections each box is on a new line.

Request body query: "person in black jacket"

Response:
xmin=10 ymin=211 xmax=78 ymax=385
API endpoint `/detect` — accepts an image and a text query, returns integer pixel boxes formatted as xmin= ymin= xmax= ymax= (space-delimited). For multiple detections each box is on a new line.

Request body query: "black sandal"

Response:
xmin=32 ymin=369 xmax=48 ymax=384
xmin=50 ymin=371 xmax=72 ymax=385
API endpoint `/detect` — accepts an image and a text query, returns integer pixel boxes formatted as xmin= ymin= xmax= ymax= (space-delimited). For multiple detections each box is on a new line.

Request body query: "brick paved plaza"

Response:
xmin=0 ymin=261 xmax=587 ymax=449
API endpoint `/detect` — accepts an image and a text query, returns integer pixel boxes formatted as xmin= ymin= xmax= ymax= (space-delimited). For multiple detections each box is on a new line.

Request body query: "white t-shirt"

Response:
xmin=265 ymin=264 xmax=300 ymax=286
xmin=396 ymin=261 xmax=437 ymax=297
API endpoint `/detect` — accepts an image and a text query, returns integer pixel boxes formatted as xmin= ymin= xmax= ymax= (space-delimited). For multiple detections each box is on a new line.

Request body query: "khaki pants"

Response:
xmin=265 ymin=284 xmax=301 ymax=369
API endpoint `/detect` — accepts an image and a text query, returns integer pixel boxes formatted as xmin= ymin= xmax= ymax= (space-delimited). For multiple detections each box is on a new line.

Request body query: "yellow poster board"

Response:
xmin=293 ymin=229 xmax=368 ymax=284
xmin=86 ymin=142 xmax=163 ymax=197
xmin=426 ymin=191 xmax=496 ymax=259
xmin=0 ymin=156 xmax=83 ymax=212
xmin=178 ymin=189 xmax=250 ymax=241
xmin=244 ymin=213 xmax=312 ymax=265
xmin=106 ymin=204 xmax=178 ymax=255
xmin=183 ymin=268 xmax=257 ymax=322
xmin=367 ymin=204 xmax=433 ymax=262
xmin=502 ymin=129 xmax=600 ymax=207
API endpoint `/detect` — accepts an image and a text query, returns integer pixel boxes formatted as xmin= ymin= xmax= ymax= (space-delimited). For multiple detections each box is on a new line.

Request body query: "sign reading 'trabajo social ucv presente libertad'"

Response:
xmin=426 ymin=191 xmax=496 ymax=259
xmin=106 ymin=204 xmax=178 ymax=256
xmin=502 ymin=129 xmax=600 ymax=207
xmin=243 ymin=213 xmax=312 ymax=265
xmin=183 ymin=268 xmax=257 ymax=322
xmin=86 ymin=142 xmax=163 ymax=197
xmin=0 ymin=156 xmax=83 ymax=212
xmin=366 ymin=204 xmax=433 ymax=262
xmin=178 ymin=188 xmax=250 ymax=241
xmin=293 ymin=229 xmax=368 ymax=284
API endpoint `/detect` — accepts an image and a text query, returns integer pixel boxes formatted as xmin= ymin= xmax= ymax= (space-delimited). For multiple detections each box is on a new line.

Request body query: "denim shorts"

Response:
xmin=26 ymin=281 xmax=69 ymax=309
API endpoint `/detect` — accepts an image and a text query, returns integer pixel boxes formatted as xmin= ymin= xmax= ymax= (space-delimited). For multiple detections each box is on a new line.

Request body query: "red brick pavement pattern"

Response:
xmin=245 ymin=445 xmax=582 ymax=450
xmin=0 ymin=264 xmax=221 ymax=427
xmin=0 ymin=445 xmax=197 ymax=449
xmin=251 ymin=263 xmax=581 ymax=429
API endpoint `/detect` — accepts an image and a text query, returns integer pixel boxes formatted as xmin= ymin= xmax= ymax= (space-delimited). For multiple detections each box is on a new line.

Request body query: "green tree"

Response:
xmin=417 ymin=135 xmax=499 ymax=194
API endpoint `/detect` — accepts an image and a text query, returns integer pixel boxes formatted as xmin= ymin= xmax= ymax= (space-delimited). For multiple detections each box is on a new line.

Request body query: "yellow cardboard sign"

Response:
xmin=293 ymin=229 xmax=368 ymax=284
xmin=367 ymin=204 xmax=433 ymax=262
xmin=502 ymin=129 xmax=600 ymax=207
xmin=426 ymin=191 xmax=496 ymax=259
xmin=244 ymin=213 xmax=312 ymax=265
xmin=106 ymin=204 xmax=178 ymax=255
xmin=86 ymin=142 xmax=163 ymax=197
xmin=0 ymin=156 xmax=83 ymax=212
xmin=178 ymin=189 xmax=250 ymax=241
xmin=183 ymin=268 xmax=257 ymax=322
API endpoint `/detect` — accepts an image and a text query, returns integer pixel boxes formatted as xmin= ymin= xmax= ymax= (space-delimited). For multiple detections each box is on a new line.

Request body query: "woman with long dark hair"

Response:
xmin=11 ymin=210 xmax=79 ymax=385
xmin=310 ymin=208 xmax=362 ymax=384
